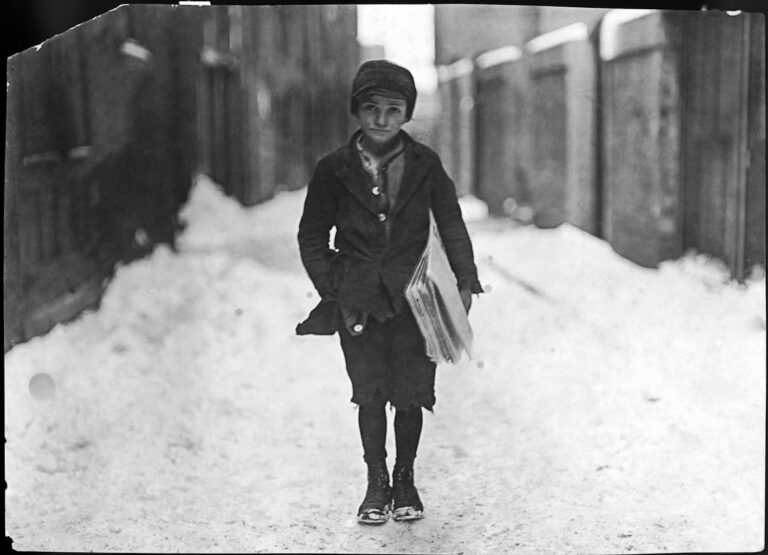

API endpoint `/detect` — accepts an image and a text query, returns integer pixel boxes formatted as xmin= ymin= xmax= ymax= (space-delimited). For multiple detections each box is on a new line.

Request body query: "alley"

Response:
xmin=5 ymin=176 xmax=765 ymax=553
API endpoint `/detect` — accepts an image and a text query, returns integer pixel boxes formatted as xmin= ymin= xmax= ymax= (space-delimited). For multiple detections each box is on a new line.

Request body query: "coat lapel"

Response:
xmin=335 ymin=131 xmax=432 ymax=218
xmin=335 ymin=135 xmax=378 ymax=215
xmin=390 ymin=143 xmax=431 ymax=219
xmin=335 ymin=165 xmax=379 ymax=215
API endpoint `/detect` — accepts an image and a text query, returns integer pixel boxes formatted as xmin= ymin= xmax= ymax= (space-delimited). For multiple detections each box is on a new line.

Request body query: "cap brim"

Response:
xmin=354 ymin=86 xmax=408 ymax=101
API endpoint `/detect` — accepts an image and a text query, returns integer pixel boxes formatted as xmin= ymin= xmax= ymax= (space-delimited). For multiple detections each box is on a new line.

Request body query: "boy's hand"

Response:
xmin=459 ymin=287 xmax=472 ymax=314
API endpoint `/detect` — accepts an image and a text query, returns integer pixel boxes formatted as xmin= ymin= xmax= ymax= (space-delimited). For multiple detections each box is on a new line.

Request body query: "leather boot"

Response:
xmin=357 ymin=461 xmax=392 ymax=524
xmin=392 ymin=460 xmax=424 ymax=521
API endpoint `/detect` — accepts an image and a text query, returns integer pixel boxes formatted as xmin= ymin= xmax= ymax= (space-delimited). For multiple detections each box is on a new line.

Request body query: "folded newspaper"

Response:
xmin=405 ymin=212 xmax=473 ymax=364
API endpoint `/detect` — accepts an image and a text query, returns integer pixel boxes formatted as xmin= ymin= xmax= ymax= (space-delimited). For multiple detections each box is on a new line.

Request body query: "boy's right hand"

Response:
xmin=459 ymin=287 xmax=472 ymax=314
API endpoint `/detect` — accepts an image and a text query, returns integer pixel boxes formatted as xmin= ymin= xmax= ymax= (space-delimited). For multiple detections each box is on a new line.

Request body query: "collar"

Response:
xmin=346 ymin=129 xmax=412 ymax=168
xmin=355 ymin=133 xmax=405 ymax=176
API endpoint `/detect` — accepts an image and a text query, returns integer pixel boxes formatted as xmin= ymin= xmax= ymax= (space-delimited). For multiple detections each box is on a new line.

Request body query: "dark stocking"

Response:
xmin=394 ymin=405 xmax=423 ymax=466
xmin=358 ymin=405 xmax=387 ymax=464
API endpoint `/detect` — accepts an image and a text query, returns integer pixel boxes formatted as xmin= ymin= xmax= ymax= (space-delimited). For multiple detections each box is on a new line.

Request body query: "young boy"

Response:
xmin=297 ymin=60 xmax=483 ymax=524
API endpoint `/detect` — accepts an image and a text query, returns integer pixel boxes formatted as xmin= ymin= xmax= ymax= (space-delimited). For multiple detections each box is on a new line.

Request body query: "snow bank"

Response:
xmin=177 ymin=174 xmax=305 ymax=249
xmin=5 ymin=176 xmax=765 ymax=553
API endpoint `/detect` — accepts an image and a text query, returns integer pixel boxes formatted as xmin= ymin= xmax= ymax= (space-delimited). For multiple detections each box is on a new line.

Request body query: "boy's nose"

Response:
xmin=375 ymin=111 xmax=386 ymax=126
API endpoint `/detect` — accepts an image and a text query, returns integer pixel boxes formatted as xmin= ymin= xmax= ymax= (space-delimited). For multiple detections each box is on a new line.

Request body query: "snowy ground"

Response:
xmin=5 ymin=175 xmax=765 ymax=553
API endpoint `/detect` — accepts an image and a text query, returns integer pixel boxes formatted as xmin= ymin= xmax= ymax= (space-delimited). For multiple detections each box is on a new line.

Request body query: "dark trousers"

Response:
xmin=338 ymin=306 xmax=436 ymax=411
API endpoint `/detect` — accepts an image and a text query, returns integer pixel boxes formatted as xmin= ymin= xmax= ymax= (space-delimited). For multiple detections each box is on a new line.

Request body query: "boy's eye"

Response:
xmin=387 ymin=107 xmax=403 ymax=115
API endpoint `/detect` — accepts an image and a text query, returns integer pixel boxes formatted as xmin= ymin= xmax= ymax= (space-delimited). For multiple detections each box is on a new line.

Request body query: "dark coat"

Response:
xmin=296 ymin=130 xmax=482 ymax=335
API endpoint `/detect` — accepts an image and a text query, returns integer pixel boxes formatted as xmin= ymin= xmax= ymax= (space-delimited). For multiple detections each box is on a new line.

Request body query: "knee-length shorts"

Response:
xmin=338 ymin=306 xmax=436 ymax=411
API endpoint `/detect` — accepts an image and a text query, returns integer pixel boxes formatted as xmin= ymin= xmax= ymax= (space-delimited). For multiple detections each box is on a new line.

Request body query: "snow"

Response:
xmin=475 ymin=45 xmax=522 ymax=70
xmin=600 ymin=9 xmax=658 ymax=61
xmin=526 ymin=22 xmax=589 ymax=53
xmin=5 ymin=174 xmax=765 ymax=553
xmin=458 ymin=193 xmax=490 ymax=223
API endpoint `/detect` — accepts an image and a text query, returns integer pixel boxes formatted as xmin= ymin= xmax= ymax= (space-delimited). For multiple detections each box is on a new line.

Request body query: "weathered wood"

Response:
xmin=679 ymin=10 xmax=764 ymax=279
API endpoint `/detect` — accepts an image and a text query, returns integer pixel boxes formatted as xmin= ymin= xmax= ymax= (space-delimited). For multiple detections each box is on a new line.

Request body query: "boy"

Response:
xmin=297 ymin=60 xmax=483 ymax=524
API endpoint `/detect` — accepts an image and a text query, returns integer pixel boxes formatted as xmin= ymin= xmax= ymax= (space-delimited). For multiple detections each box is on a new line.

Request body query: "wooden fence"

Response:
xmin=443 ymin=9 xmax=765 ymax=279
xmin=5 ymin=5 xmax=204 ymax=351
xmin=4 ymin=4 xmax=358 ymax=350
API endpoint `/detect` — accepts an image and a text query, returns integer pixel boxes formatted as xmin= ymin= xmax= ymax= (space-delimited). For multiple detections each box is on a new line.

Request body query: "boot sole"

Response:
xmin=357 ymin=508 xmax=391 ymax=525
xmin=392 ymin=507 xmax=424 ymax=521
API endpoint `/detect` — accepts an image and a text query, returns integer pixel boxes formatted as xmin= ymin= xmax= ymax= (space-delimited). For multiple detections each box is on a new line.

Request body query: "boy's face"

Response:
xmin=355 ymin=94 xmax=408 ymax=148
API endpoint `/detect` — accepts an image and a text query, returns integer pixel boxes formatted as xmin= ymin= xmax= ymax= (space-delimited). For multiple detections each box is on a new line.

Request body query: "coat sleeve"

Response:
xmin=430 ymin=158 xmax=484 ymax=295
xmin=298 ymin=160 xmax=340 ymax=299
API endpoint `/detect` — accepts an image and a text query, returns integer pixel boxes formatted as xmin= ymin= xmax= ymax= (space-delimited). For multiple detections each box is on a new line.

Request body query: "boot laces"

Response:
xmin=394 ymin=463 xmax=414 ymax=485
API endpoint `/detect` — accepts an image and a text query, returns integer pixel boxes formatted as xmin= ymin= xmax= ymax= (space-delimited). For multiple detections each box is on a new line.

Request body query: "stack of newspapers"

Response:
xmin=405 ymin=213 xmax=473 ymax=364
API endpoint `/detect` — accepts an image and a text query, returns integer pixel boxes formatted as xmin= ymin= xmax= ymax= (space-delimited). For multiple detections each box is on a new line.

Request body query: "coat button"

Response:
xmin=378 ymin=213 xmax=387 ymax=222
xmin=372 ymin=186 xmax=381 ymax=196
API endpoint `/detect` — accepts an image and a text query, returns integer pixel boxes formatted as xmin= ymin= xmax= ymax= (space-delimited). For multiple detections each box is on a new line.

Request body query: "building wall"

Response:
xmin=200 ymin=5 xmax=358 ymax=204
xmin=538 ymin=6 xmax=609 ymax=34
xmin=438 ymin=7 xmax=765 ymax=278
xmin=434 ymin=4 xmax=539 ymax=65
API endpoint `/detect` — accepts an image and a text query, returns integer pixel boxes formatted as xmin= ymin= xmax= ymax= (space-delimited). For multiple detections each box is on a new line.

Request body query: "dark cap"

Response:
xmin=350 ymin=60 xmax=417 ymax=120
